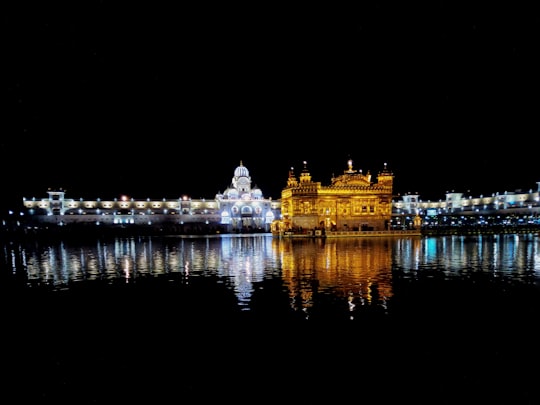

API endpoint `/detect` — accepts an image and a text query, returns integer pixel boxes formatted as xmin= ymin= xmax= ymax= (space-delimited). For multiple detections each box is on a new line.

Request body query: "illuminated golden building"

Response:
xmin=276 ymin=159 xmax=394 ymax=233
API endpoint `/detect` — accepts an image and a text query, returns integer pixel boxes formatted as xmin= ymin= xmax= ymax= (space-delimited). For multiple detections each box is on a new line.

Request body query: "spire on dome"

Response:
xmin=346 ymin=159 xmax=357 ymax=174
xmin=299 ymin=161 xmax=312 ymax=183
xmin=286 ymin=167 xmax=298 ymax=188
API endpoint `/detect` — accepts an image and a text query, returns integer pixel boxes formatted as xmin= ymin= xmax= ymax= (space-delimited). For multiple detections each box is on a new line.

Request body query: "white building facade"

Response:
xmin=21 ymin=161 xmax=281 ymax=234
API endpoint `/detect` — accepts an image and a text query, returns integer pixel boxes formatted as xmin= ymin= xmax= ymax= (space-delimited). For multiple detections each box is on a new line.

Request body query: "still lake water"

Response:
xmin=3 ymin=233 xmax=540 ymax=320
xmin=2 ymin=233 xmax=540 ymax=404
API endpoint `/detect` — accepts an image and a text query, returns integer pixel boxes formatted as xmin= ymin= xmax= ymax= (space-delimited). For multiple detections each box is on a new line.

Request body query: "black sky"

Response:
xmin=3 ymin=3 xmax=540 ymax=212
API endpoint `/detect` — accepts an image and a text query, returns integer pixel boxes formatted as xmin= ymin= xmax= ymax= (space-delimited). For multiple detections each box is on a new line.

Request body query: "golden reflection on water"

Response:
xmin=273 ymin=237 xmax=407 ymax=316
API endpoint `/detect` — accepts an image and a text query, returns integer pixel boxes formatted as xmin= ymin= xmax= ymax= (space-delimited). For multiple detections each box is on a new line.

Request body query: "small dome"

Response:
xmin=226 ymin=189 xmax=239 ymax=199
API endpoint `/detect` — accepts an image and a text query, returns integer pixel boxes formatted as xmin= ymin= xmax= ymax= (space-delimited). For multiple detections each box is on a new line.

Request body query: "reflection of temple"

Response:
xmin=17 ymin=235 xmax=274 ymax=308
xmin=21 ymin=161 xmax=281 ymax=234
xmin=274 ymin=237 xmax=396 ymax=319
xmin=274 ymin=159 xmax=394 ymax=233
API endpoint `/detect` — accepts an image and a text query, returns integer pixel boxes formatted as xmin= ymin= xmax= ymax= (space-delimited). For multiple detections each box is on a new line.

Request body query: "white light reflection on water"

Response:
xmin=5 ymin=235 xmax=280 ymax=307
xmin=393 ymin=234 xmax=540 ymax=283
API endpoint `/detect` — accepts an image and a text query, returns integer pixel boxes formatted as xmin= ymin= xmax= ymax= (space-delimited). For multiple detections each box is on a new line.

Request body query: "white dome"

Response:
xmin=234 ymin=162 xmax=250 ymax=178
xmin=226 ymin=189 xmax=239 ymax=199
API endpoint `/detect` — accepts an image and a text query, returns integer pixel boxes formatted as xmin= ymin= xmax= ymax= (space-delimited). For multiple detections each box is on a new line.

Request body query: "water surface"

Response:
xmin=2 ymin=233 xmax=540 ymax=404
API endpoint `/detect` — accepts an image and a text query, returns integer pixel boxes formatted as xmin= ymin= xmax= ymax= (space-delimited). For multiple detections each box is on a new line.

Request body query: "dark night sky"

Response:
xmin=3 ymin=2 xmax=540 ymax=212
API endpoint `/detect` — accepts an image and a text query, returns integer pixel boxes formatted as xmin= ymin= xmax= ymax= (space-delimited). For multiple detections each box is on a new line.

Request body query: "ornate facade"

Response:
xmin=274 ymin=159 xmax=394 ymax=233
